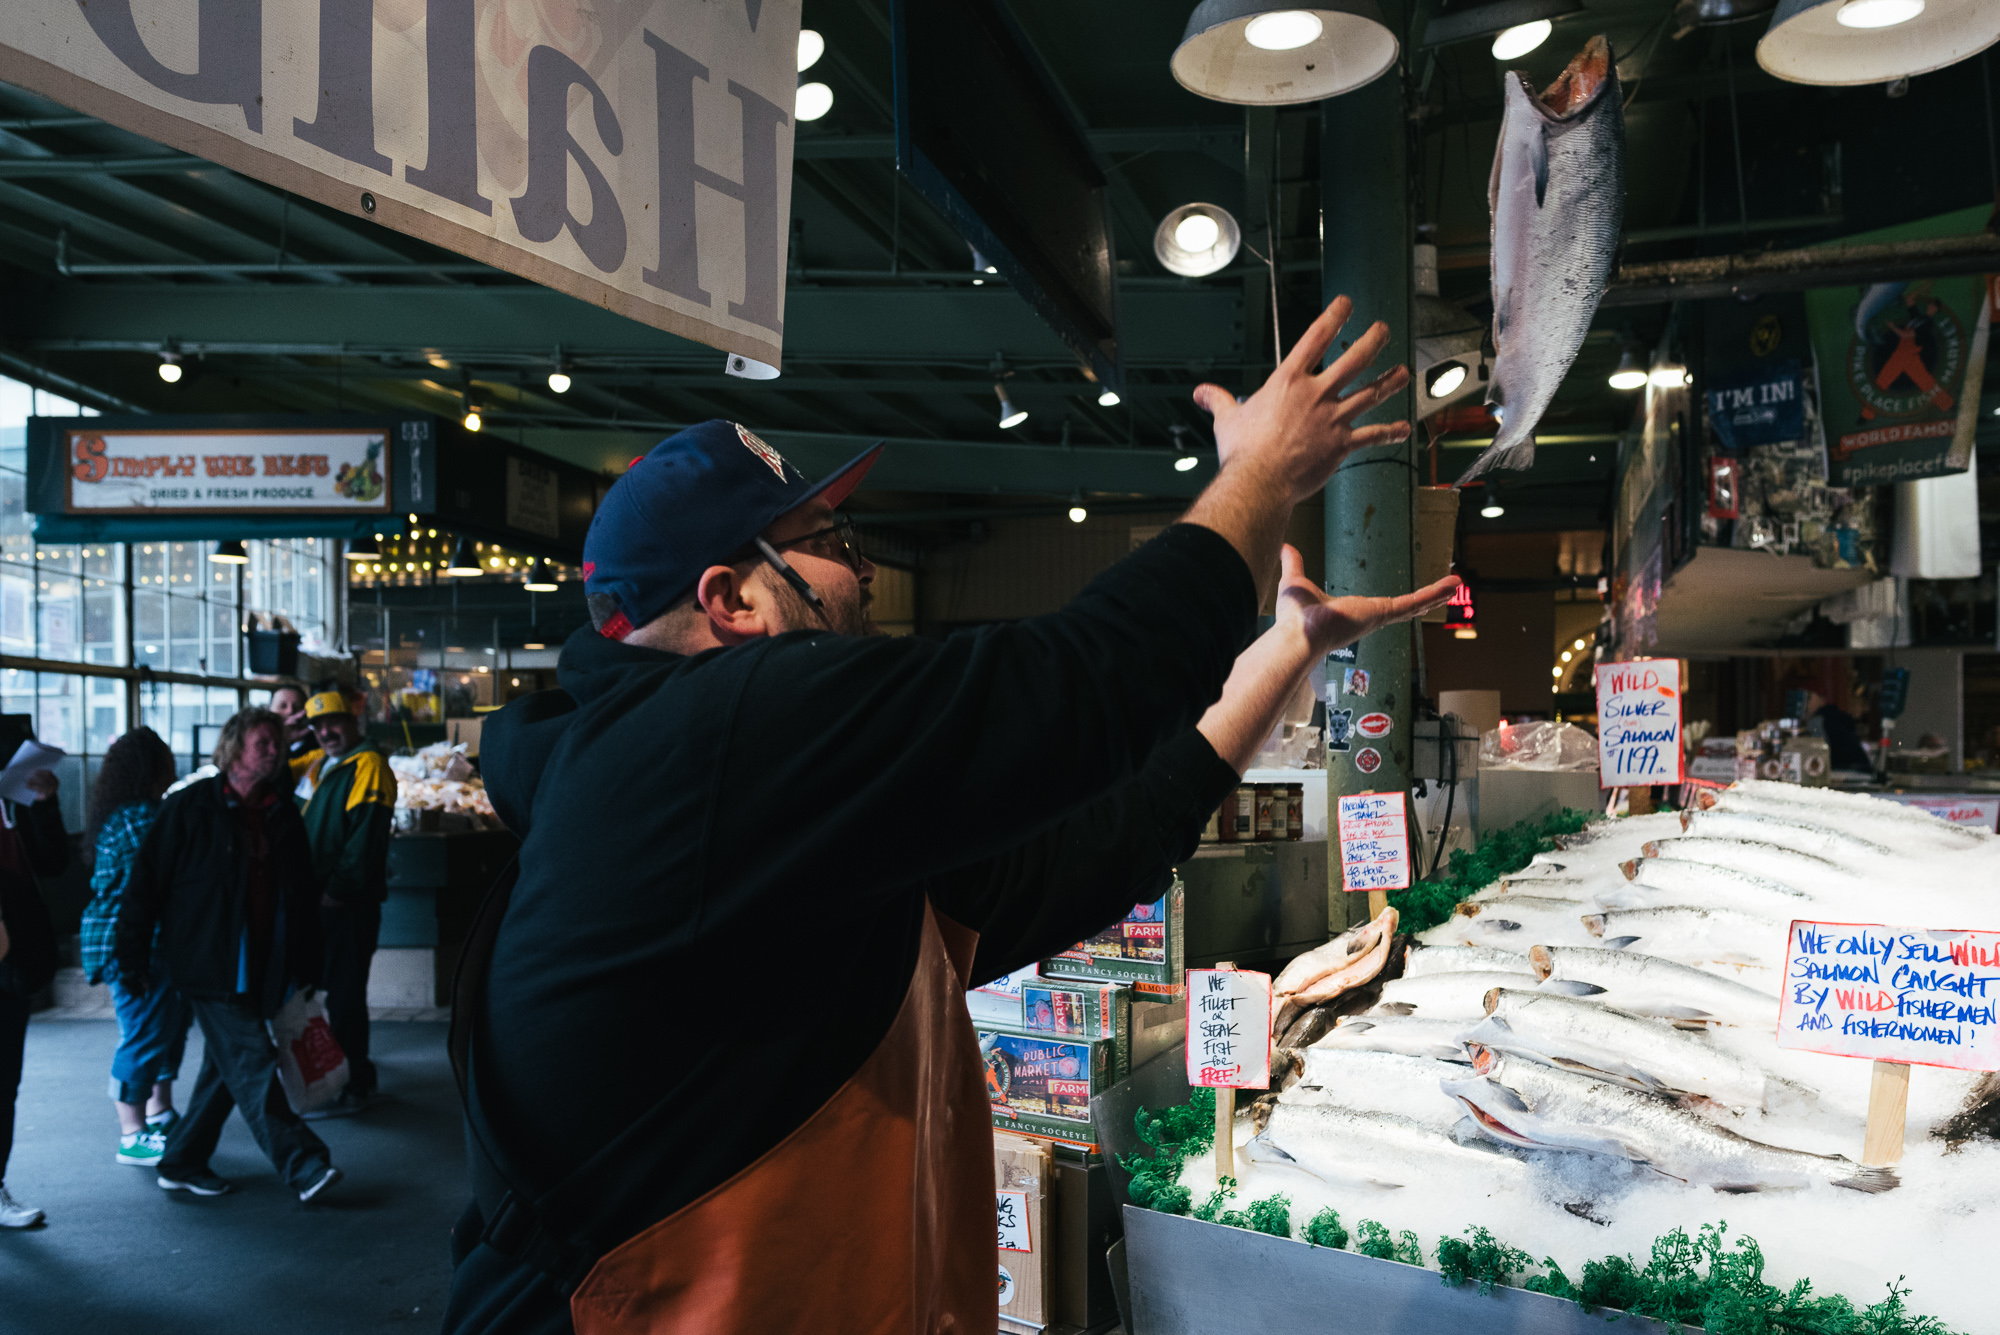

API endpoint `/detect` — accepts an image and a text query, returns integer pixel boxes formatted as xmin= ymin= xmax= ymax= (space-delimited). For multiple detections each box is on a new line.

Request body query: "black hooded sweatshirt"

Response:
xmin=444 ymin=523 xmax=1254 ymax=1334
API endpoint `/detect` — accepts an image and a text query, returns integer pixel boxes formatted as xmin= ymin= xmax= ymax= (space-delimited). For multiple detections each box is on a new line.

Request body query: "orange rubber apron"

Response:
xmin=569 ymin=901 xmax=998 ymax=1335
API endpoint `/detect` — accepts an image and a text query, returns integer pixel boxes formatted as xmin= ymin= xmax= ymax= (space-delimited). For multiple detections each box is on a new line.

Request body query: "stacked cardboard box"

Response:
xmin=994 ymin=1132 xmax=1050 ymax=1333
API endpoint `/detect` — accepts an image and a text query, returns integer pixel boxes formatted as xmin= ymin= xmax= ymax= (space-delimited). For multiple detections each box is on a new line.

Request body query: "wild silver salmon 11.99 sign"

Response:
xmin=0 ymin=1 xmax=800 ymax=367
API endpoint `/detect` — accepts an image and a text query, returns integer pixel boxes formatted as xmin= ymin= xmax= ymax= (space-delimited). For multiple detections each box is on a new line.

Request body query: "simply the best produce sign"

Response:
xmin=1596 ymin=658 xmax=1683 ymax=789
xmin=0 ymin=1 xmax=800 ymax=365
xmin=64 ymin=427 xmax=392 ymax=514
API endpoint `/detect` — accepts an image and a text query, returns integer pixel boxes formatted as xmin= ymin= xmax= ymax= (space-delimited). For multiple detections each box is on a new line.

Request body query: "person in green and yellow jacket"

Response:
xmin=296 ymin=690 xmax=395 ymax=1118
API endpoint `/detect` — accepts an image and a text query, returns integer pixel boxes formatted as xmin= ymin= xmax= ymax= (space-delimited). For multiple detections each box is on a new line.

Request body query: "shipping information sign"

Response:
xmin=1596 ymin=658 xmax=1683 ymax=789
xmin=1336 ymin=791 xmax=1411 ymax=892
xmin=0 ymin=2 xmax=799 ymax=366
xmin=1777 ymin=920 xmax=2000 ymax=1072
xmin=66 ymin=427 xmax=392 ymax=514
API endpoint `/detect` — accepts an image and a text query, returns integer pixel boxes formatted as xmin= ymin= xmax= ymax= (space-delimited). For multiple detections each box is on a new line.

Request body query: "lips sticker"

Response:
xmin=1356 ymin=712 xmax=1393 ymax=739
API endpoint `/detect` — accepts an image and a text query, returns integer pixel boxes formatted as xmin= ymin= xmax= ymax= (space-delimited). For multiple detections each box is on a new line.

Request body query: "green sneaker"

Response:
xmin=145 ymin=1109 xmax=179 ymax=1137
xmin=116 ymin=1130 xmax=164 ymax=1167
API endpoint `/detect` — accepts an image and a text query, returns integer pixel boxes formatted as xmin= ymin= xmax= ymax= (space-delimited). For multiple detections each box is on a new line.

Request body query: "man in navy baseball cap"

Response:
xmin=582 ymin=419 xmax=883 ymax=643
xmin=451 ymin=300 xmax=1459 ymax=1335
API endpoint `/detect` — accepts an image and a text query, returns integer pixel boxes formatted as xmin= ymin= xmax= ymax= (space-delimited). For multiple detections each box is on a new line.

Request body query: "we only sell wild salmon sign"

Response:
xmin=0 ymin=1 xmax=801 ymax=366
xmin=1777 ymin=920 xmax=2000 ymax=1073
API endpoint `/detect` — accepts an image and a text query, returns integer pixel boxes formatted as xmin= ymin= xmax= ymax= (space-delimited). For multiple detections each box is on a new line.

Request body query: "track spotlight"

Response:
xmin=1608 ymin=345 xmax=1647 ymax=390
xmin=157 ymin=353 xmax=183 ymax=383
xmin=1068 ymin=490 xmax=1088 ymax=523
xmin=547 ymin=370 xmax=571 ymax=393
xmin=1425 ymin=361 xmax=1467 ymax=398
xmin=797 ymin=28 xmax=824 ymax=71
xmin=1491 ymin=19 xmax=1552 ymax=59
xmin=1480 ymin=502 xmax=1505 ymax=519
xmin=796 ymin=82 xmax=833 ymax=121
xmin=1098 ymin=388 xmax=1121 ymax=407
xmin=996 ymin=384 xmax=1028 ymax=429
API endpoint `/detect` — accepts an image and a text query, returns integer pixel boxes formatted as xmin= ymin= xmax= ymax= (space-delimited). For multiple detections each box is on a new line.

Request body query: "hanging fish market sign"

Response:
xmin=0 ymin=1 xmax=799 ymax=366
xmin=1778 ymin=921 xmax=2000 ymax=1072
xmin=63 ymin=426 xmax=392 ymax=514
xmin=1804 ymin=207 xmax=1992 ymax=489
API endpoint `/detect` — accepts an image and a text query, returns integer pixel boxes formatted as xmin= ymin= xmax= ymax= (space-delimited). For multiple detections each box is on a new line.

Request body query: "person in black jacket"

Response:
xmin=115 ymin=707 xmax=342 ymax=1203
xmin=0 ymin=763 xmax=69 ymax=1229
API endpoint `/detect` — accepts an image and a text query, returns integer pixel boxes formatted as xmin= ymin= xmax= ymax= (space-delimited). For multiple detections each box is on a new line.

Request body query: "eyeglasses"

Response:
xmin=767 ymin=515 xmax=865 ymax=572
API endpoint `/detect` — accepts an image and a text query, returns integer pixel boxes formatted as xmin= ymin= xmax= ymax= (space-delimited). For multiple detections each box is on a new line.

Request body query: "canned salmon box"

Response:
xmin=1038 ymin=875 xmax=1185 ymax=1000
xmin=967 ymin=972 xmax=1131 ymax=1052
xmin=979 ymin=1025 xmax=1119 ymax=1150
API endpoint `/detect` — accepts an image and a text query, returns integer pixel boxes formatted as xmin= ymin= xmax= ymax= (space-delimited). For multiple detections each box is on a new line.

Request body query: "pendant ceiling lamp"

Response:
xmin=1756 ymin=0 xmax=2000 ymax=86
xmin=1172 ymin=2 xmax=1398 ymax=105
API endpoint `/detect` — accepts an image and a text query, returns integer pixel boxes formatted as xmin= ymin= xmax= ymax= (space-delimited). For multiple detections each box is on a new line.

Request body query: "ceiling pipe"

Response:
xmin=1601 ymin=231 xmax=2000 ymax=306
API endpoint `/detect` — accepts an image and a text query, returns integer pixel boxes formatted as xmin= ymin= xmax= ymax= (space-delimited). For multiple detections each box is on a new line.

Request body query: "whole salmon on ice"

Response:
xmin=1462 ymin=35 xmax=1625 ymax=484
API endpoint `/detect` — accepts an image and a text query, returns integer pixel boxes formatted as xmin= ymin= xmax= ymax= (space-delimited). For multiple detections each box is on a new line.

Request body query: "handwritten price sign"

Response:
xmin=1777 ymin=920 xmax=2000 ymax=1072
xmin=1596 ymin=658 xmax=1683 ymax=789
xmin=1337 ymin=791 xmax=1411 ymax=892
xmin=996 ymin=1190 xmax=1032 ymax=1252
xmin=1185 ymin=968 xmax=1271 ymax=1088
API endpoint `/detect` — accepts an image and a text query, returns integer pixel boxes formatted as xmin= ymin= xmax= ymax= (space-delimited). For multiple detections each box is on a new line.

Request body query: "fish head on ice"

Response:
xmin=1439 ymin=1067 xmax=1545 ymax=1149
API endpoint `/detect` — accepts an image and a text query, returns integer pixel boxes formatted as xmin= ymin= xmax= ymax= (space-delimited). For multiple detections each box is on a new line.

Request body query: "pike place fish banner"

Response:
xmin=1804 ymin=208 xmax=1990 ymax=488
xmin=0 ymin=1 xmax=800 ymax=365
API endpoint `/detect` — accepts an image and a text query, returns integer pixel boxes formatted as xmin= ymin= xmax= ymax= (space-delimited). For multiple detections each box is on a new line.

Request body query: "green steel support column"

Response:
xmin=1321 ymin=41 xmax=1414 ymax=933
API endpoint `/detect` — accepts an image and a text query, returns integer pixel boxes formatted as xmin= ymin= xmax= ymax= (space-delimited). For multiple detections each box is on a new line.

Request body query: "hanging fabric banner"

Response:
xmin=0 ymin=1 xmax=799 ymax=366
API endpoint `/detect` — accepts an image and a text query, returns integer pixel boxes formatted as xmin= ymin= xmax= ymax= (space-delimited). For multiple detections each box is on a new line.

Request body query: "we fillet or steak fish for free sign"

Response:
xmin=0 ymin=1 xmax=799 ymax=366
xmin=67 ymin=428 xmax=392 ymax=513
xmin=1778 ymin=920 xmax=2000 ymax=1072
xmin=1186 ymin=969 xmax=1270 ymax=1088
xmin=1337 ymin=791 xmax=1410 ymax=892
xmin=1596 ymin=658 xmax=1683 ymax=788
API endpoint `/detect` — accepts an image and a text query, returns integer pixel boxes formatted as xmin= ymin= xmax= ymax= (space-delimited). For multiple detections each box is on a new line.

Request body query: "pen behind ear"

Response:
xmin=752 ymin=537 xmax=825 ymax=608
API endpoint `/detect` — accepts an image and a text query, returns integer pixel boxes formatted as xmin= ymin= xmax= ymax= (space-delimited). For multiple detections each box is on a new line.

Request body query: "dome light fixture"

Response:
xmin=523 ymin=560 xmax=558 ymax=593
xmin=345 ymin=535 xmax=380 ymax=562
xmin=547 ymin=370 xmax=571 ymax=394
xmin=1608 ymin=345 xmax=1647 ymax=390
xmin=996 ymin=384 xmax=1028 ymax=430
xmin=1067 ymin=490 xmax=1088 ymax=524
xmin=1172 ymin=0 xmax=1399 ymax=104
xmin=209 ymin=539 xmax=248 ymax=565
xmin=1097 ymin=388 xmax=1122 ymax=408
xmin=157 ymin=352 xmax=183 ymax=384
xmin=1174 ymin=453 xmax=1200 ymax=472
xmin=1757 ymin=0 xmax=1996 ymax=85
xmin=1491 ymin=19 xmax=1553 ymax=59
xmin=445 ymin=538 xmax=483 ymax=577
xmin=797 ymin=28 xmax=825 ymax=71
xmin=1480 ymin=501 xmax=1505 ymax=519
xmin=1154 ymin=203 xmax=1241 ymax=277
xmin=1424 ymin=361 xmax=1467 ymax=399
xmin=796 ymin=82 xmax=833 ymax=122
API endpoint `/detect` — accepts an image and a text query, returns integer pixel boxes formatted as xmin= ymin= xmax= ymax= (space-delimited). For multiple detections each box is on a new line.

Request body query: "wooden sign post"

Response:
xmin=1777 ymin=919 xmax=2000 ymax=1166
xmin=1186 ymin=963 xmax=1272 ymax=1184
xmin=1336 ymin=792 xmax=1410 ymax=926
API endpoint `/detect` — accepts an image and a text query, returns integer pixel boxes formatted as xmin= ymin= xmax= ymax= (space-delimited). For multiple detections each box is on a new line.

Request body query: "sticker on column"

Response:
xmin=1343 ymin=668 xmax=1370 ymax=697
xmin=1356 ymin=712 xmax=1393 ymax=739
xmin=1326 ymin=707 xmax=1354 ymax=754
xmin=1354 ymin=747 xmax=1382 ymax=774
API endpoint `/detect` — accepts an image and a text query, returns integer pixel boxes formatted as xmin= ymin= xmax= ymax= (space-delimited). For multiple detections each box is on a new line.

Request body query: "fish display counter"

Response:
xmin=1119 ymin=781 xmax=2000 ymax=1334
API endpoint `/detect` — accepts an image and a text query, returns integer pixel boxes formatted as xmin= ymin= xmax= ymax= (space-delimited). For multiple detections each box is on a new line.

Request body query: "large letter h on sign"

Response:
xmin=643 ymin=32 xmax=786 ymax=337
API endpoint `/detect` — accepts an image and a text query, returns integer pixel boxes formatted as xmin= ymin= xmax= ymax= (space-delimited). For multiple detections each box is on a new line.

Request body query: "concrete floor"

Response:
xmin=2 ymin=1017 xmax=464 ymax=1334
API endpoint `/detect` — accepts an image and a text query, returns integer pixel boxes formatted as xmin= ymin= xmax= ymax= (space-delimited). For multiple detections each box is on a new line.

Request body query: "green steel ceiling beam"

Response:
xmin=13 ymin=280 xmax=1245 ymax=368
xmin=516 ymin=424 xmax=1216 ymax=498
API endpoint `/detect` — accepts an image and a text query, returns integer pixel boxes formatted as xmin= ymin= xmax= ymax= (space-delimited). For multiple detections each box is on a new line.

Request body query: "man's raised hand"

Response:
xmin=1192 ymin=295 xmax=1413 ymax=503
xmin=1272 ymin=544 xmax=1460 ymax=658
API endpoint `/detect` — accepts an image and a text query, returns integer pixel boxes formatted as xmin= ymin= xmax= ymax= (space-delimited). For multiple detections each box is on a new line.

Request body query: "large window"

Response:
xmin=0 ymin=380 xmax=344 ymax=822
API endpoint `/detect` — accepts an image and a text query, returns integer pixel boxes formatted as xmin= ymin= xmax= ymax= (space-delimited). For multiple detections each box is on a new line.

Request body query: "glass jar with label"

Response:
xmin=1286 ymin=783 xmax=1304 ymax=840
xmin=1253 ymin=784 xmax=1276 ymax=841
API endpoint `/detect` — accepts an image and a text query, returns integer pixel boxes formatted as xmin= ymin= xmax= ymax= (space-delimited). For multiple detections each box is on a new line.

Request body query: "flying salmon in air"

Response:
xmin=1461 ymin=35 xmax=1626 ymax=484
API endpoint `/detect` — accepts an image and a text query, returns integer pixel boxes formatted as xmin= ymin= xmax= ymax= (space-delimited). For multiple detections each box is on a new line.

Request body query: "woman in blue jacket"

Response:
xmin=77 ymin=728 xmax=183 ymax=1168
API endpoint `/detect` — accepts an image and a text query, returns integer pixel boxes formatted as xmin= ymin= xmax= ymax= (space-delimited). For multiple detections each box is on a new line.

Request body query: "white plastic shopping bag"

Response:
xmin=270 ymin=987 xmax=350 ymax=1113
